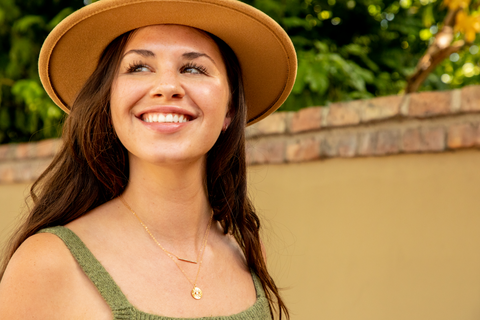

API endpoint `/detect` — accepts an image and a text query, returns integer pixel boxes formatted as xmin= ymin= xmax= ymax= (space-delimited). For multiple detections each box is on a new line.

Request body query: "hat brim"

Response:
xmin=39 ymin=0 xmax=297 ymax=125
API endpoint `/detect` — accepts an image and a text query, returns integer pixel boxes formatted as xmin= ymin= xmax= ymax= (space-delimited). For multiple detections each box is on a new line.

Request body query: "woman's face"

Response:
xmin=110 ymin=25 xmax=231 ymax=166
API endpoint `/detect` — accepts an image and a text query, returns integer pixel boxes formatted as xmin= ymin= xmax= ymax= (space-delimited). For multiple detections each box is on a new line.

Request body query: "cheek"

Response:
xmin=190 ymin=80 xmax=230 ymax=116
xmin=110 ymin=81 xmax=135 ymax=141
xmin=111 ymin=78 xmax=146 ymax=108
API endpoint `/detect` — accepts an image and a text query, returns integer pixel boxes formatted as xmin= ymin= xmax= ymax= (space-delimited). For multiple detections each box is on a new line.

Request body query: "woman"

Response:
xmin=0 ymin=0 xmax=296 ymax=319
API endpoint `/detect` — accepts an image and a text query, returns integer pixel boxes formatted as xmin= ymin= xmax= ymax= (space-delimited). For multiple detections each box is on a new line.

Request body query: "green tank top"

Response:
xmin=38 ymin=226 xmax=271 ymax=320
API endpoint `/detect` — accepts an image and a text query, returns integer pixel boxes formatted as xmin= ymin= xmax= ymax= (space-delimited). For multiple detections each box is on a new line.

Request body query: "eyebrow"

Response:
xmin=122 ymin=49 xmax=155 ymax=59
xmin=122 ymin=49 xmax=216 ymax=65
xmin=182 ymin=52 xmax=216 ymax=65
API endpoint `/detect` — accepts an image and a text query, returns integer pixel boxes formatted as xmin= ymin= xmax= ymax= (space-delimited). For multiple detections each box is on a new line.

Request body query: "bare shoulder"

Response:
xmin=223 ymin=231 xmax=267 ymax=264
xmin=1 ymin=233 xmax=75 ymax=288
xmin=219 ymin=230 xmax=267 ymax=272
xmin=0 ymin=233 xmax=78 ymax=318
xmin=0 ymin=233 xmax=110 ymax=319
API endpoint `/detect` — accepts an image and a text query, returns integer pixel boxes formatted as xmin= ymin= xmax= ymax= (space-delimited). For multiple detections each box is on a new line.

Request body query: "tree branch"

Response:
xmin=405 ymin=9 xmax=464 ymax=93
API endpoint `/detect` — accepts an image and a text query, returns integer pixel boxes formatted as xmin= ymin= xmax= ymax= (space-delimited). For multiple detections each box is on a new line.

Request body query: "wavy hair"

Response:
xmin=0 ymin=29 xmax=288 ymax=318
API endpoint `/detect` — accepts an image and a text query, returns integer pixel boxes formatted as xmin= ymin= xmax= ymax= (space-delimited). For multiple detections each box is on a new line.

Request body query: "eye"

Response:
xmin=126 ymin=61 xmax=150 ymax=73
xmin=181 ymin=62 xmax=208 ymax=75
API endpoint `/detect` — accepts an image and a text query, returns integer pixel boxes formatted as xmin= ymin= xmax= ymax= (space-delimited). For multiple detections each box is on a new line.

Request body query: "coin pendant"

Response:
xmin=191 ymin=287 xmax=202 ymax=300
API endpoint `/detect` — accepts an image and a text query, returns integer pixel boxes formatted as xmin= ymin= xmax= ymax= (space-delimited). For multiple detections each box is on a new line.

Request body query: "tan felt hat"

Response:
xmin=38 ymin=0 xmax=297 ymax=125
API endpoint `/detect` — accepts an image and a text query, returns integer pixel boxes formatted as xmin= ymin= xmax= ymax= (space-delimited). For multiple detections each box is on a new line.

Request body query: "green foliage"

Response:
xmin=291 ymin=42 xmax=375 ymax=109
xmin=1 ymin=0 xmax=479 ymax=143
xmin=0 ymin=0 xmax=82 ymax=143
xmin=243 ymin=0 xmax=480 ymax=111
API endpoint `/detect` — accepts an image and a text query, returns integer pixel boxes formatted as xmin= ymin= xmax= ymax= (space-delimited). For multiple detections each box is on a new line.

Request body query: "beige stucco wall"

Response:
xmin=248 ymin=150 xmax=480 ymax=320
xmin=1 ymin=150 xmax=480 ymax=319
xmin=0 ymin=183 xmax=30 ymax=248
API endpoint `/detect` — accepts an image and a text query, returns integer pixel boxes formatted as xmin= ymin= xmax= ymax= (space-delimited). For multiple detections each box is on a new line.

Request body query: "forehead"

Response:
xmin=124 ymin=25 xmax=221 ymax=55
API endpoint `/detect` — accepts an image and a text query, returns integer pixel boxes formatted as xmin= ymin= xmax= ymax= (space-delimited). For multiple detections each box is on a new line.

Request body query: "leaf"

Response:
xmin=313 ymin=40 xmax=329 ymax=53
xmin=422 ymin=5 xmax=434 ymax=28
xmin=0 ymin=8 xmax=5 ymax=25
xmin=306 ymin=61 xmax=329 ymax=94
xmin=282 ymin=16 xmax=310 ymax=29
xmin=12 ymin=15 xmax=45 ymax=33
xmin=7 ymin=36 xmax=35 ymax=78
xmin=342 ymin=43 xmax=368 ymax=56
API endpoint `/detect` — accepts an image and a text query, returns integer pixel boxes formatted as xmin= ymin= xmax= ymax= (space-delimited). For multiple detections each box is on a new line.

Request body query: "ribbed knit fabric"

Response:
xmin=38 ymin=226 xmax=271 ymax=320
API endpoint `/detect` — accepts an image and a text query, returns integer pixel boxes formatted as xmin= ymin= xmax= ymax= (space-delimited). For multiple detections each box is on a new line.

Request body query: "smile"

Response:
xmin=142 ymin=113 xmax=191 ymax=123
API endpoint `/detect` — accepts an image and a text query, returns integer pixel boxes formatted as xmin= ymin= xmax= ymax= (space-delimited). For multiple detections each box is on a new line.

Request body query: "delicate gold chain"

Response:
xmin=119 ymin=196 xmax=213 ymax=299
xmin=120 ymin=196 xmax=211 ymax=264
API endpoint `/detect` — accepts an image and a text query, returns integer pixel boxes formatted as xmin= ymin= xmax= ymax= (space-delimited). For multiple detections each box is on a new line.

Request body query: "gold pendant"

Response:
xmin=191 ymin=287 xmax=202 ymax=300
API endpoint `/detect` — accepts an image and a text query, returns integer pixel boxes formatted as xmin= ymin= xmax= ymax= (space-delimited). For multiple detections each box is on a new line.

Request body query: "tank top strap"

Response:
xmin=251 ymin=272 xmax=266 ymax=299
xmin=38 ymin=226 xmax=132 ymax=312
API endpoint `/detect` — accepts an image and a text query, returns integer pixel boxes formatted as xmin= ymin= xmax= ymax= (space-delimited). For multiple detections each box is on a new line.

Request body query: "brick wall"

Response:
xmin=0 ymin=138 xmax=60 ymax=184
xmin=246 ymin=85 xmax=480 ymax=164
xmin=1 ymin=85 xmax=479 ymax=183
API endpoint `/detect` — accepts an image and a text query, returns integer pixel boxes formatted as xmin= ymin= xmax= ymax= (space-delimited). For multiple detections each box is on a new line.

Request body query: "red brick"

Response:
xmin=409 ymin=91 xmax=451 ymax=118
xmin=402 ymin=128 xmax=421 ymax=152
xmin=290 ymin=107 xmax=323 ymax=133
xmin=421 ymin=127 xmax=446 ymax=151
xmin=460 ymin=85 xmax=480 ymax=112
xmin=320 ymin=134 xmax=357 ymax=158
xmin=3 ymin=143 xmax=18 ymax=160
xmin=402 ymin=127 xmax=445 ymax=152
xmin=286 ymin=137 xmax=320 ymax=162
xmin=15 ymin=142 xmax=37 ymax=159
xmin=327 ymin=101 xmax=361 ymax=127
xmin=375 ymin=130 xmax=400 ymax=155
xmin=0 ymin=144 xmax=10 ymax=161
xmin=37 ymin=139 xmax=57 ymax=158
xmin=245 ymin=139 xmax=285 ymax=165
xmin=246 ymin=112 xmax=288 ymax=137
xmin=15 ymin=143 xmax=30 ymax=159
xmin=447 ymin=123 xmax=477 ymax=149
xmin=361 ymin=95 xmax=403 ymax=122
xmin=358 ymin=132 xmax=377 ymax=156
xmin=337 ymin=134 xmax=358 ymax=157
xmin=320 ymin=136 xmax=337 ymax=157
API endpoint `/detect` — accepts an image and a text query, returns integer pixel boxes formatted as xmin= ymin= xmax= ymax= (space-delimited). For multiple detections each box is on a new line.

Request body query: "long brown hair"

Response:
xmin=0 ymin=29 xmax=288 ymax=318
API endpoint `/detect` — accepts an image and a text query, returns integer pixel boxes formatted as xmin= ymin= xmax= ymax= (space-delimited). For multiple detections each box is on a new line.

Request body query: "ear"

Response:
xmin=222 ymin=109 xmax=232 ymax=132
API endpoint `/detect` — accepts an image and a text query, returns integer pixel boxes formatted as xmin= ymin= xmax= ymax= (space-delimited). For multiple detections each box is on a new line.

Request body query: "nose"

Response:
xmin=150 ymin=69 xmax=185 ymax=100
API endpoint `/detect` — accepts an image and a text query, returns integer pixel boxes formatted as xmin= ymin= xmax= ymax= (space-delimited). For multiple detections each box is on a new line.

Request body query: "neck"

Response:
xmin=120 ymin=157 xmax=213 ymax=251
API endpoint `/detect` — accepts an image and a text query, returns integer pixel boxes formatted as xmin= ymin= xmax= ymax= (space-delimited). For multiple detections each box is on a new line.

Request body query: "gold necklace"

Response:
xmin=120 ymin=197 xmax=211 ymax=264
xmin=120 ymin=196 xmax=213 ymax=300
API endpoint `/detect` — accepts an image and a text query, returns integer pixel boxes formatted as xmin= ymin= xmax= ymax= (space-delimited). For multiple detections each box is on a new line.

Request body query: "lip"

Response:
xmin=134 ymin=105 xmax=197 ymax=134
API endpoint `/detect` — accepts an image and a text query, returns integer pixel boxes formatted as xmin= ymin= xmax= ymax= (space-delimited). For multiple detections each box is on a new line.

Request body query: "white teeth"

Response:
xmin=142 ymin=113 xmax=189 ymax=123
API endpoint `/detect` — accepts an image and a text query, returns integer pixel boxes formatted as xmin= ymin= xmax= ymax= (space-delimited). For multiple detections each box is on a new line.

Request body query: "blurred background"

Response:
xmin=1 ymin=0 xmax=480 ymax=319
